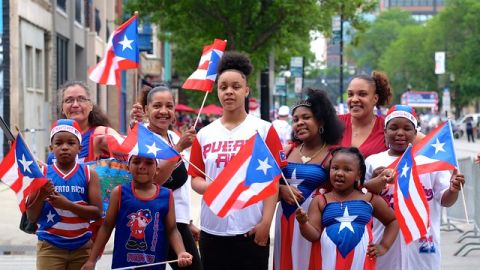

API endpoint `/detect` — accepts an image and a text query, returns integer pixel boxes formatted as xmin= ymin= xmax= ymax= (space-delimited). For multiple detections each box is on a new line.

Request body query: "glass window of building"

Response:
xmin=57 ymin=0 xmax=66 ymax=11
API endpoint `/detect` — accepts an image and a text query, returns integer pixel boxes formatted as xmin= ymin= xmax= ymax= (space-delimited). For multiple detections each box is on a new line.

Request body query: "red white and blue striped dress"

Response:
xmin=274 ymin=162 xmax=328 ymax=270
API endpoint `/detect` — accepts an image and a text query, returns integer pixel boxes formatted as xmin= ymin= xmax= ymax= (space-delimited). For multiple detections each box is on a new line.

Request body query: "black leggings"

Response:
xmin=199 ymin=231 xmax=270 ymax=270
xmin=167 ymin=222 xmax=202 ymax=270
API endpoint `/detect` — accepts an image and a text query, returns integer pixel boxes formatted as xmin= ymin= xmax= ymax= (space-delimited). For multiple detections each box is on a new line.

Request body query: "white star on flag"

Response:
xmin=256 ymin=157 xmax=272 ymax=175
xmin=46 ymin=210 xmax=56 ymax=223
xmin=146 ymin=142 xmax=161 ymax=156
xmin=400 ymin=163 xmax=410 ymax=178
xmin=18 ymin=154 xmax=33 ymax=174
xmin=289 ymin=169 xmax=305 ymax=188
xmin=335 ymin=206 xmax=358 ymax=233
xmin=118 ymin=35 xmax=134 ymax=51
xmin=431 ymin=138 xmax=445 ymax=154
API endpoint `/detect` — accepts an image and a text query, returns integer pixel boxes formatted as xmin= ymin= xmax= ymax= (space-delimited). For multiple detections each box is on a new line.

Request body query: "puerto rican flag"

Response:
xmin=182 ymin=39 xmax=227 ymax=92
xmin=393 ymin=145 xmax=430 ymax=244
xmin=203 ymin=133 xmax=282 ymax=218
xmin=0 ymin=135 xmax=48 ymax=213
xmin=413 ymin=120 xmax=458 ymax=174
xmin=109 ymin=123 xmax=180 ymax=161
xmin=88 ymin=15 xmax=139 ymax=87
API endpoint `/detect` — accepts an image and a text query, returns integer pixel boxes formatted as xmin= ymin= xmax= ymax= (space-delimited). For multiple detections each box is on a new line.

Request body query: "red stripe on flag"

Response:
xmin=309 ymin=240 xmax=321 ymax=270
xmin=0 ymin=141 xmax=16 ymax=177
xmin=279 ymin=215 xmax=294 ymax=270
xmin=203 ymin=135 xmax=255 ymax=205
xmin=242 ymin=179 xmax=279 ymax=208
xmin=393 ymin=185 xmax=413 ymax=243
xmin=182 ymin=80 xmax=214 ymax=93
xmin=47 ymin=227 xmax=90 ymax=238
xmin=9 ymin=171 xmax=23 ymax=192
xmin=416 ymin=161 xmax=455 ymax=174
xmin=335 ymin=246 xmax=354 ymax=270
xmin=363 ymin=220 xmax=376 ymax=270
xmin=99 ymin=50 xmax=115 ymax=84
xmin=216 ymin=180 xmax=250 ymax=217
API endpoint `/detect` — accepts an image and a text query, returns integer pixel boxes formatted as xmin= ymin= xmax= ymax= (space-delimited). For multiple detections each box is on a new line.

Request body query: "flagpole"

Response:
xmin=133 ymin=11 xmax=139 ymax=101
xmin=193 ymin=92 xmax=209 ymax=129
xmin=112 ymin=259 xmax=179 ymax=270
xmin=180 ymin=156 xmax=214 ymax=182
xmin=280 ymin=172 xmax=302 ymax=209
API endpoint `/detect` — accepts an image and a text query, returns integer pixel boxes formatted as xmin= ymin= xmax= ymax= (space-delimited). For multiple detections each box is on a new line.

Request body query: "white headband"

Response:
xmin=50 ymin=125 xmax=82 ymax=143
xmin=385 ymin=111 xmax=418 ymax=128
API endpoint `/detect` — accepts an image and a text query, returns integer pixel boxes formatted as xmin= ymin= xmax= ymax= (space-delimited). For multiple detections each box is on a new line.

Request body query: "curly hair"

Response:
xmin=351 ymin=71 xmax=393 ymax=108
xmin=58 ymin=81 xmax=111 ymax=127
xmin=330 ymin=147 xmax=366 ymax=187
xmin=217 ymin=51 xmax=253 ymax=79
xmin=291 ymin=88 xmax=344 ymax=145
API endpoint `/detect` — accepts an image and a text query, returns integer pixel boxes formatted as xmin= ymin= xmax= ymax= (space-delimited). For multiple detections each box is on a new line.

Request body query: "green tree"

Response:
xmin=347 ymin=9 xmax=416 ymax=72
xmin=379 ymin=25 xmax=437 ymax=102
xmin=432 ymin=0 xmax=480 ymax=113
xmin=125 ymin=0 xmax=376 ymax=106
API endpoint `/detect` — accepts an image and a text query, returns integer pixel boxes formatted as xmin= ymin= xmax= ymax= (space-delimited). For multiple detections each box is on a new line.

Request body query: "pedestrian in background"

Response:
xmin=272 ymin=105 xmax=292 ymax=146
xmin=466 ymin=118 xmax=475 ymax=142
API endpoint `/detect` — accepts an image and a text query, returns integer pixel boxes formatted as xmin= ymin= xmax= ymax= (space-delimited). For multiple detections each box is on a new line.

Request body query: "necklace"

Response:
xmin=352 ymin=116 xmax=376 ymax=137
xmin=299 ymin=143 xmax=327 ymax=164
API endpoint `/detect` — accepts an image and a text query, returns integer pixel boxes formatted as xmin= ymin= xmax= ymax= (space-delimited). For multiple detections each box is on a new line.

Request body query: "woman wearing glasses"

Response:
xmin=46 ymin=81 xmax=113 ymax=164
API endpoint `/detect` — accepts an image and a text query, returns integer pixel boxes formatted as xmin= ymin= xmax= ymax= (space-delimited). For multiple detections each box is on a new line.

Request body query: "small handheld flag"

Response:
xmin=393 ymin=145 xmax=430 ymax=244
xmin=0 ymin=135 xmax=48 ymax=213
xmin=110 ymin=123 xmax=180 ymax=161
xmin=413 ymin=120 xmax=458 ymax=174
xmin=182 ymin=39 xmax=227 ymax=92
xmin=203 ymin=133 xmax=282 ymax=218
xmin=88 ymin=15 xmax=139 ymax=87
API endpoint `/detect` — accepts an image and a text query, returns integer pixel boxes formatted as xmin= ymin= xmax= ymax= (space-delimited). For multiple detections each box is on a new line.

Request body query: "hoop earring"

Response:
xmin=318 ymin=127 xmax=324 ymax=134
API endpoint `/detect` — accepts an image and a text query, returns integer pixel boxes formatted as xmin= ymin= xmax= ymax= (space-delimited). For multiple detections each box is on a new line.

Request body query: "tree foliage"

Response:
xmin=347 ymin=9 xmax=416 ymax=72
xmin=379 ymin=25 xmax=437 ymax=101
xmin=348 ymin=0 xmax=480 ymax=109
xmin=125 ymin=0 xmax=377 ymax=106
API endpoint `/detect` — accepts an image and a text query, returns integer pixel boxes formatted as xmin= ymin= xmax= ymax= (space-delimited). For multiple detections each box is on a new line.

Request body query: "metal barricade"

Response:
xmin=444 ymin=157 xmax=480 ymax=256
xmin=442 ymin=158 xmax=475 ymax=233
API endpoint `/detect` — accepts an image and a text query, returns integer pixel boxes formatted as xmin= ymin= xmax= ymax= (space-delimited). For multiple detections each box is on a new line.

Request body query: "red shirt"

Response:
xmin=338 ymin=113 xmax=387 ymax=158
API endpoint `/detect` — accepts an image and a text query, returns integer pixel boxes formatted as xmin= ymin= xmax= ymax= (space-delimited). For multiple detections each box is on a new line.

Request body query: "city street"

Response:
xmin=0 ymin=137 xmax=479 ymax=269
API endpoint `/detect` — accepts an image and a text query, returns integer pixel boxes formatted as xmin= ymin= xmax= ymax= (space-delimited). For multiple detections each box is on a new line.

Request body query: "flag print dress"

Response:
xmin=319 ymin=199 xmax=375 ymax=270
xmin=274 ymin=162 xmax=328 ymax=270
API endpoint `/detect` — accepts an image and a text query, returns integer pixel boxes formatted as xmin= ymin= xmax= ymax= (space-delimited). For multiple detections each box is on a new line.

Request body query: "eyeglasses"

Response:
xmin=63 ymin=96 xmax=91 ymax=104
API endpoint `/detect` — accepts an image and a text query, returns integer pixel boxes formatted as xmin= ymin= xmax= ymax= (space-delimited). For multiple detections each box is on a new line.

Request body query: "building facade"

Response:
xmin=8 ymin=0 xmax=122 ymax=159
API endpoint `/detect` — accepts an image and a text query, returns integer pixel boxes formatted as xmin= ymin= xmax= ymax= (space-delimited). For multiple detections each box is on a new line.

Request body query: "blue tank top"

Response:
xmin=322 ymin=200 xmax=373 ymax=258
xmin=112 ymin=182 xmax=171 ymax=270
xmin=280 ymin=162 xmax=328 ymax=218
xmin=36 ymin=163 xmax=91 ymax=250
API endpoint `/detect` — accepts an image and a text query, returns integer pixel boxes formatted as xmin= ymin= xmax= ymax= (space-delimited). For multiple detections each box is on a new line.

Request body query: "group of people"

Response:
xmin=22 ymin=51 xmax=466 ymax=270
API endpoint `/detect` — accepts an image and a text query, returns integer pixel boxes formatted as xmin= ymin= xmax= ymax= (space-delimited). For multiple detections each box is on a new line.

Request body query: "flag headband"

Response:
xmin=50 ymin=119 xmax=82 ymax=143
xmin=385 ymin=109 xmax=418 ymax=128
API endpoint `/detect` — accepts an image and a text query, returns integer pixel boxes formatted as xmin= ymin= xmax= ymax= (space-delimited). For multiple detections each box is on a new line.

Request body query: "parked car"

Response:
xmin=454 ymin=113 xmax=480 ymax=138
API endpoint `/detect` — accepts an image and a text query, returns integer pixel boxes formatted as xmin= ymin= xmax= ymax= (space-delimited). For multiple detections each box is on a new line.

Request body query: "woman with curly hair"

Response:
xmin=338 ymin=71 xmax=393 ymax=158
xmin=188 ymin=51 xmax=287 ymax=270
xmin=274 ymin=88 xmax=344 ymax=270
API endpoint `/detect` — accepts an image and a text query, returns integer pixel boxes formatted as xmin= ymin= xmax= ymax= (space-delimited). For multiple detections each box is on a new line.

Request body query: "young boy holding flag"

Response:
xmin=364 ymin=105 xmax=465 ymax=270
